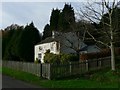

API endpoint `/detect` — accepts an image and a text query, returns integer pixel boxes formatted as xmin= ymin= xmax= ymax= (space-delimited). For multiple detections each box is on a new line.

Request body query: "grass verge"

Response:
xmin=0 ymin=67 xmax=2 ymax=73
xmin=2 ymin=66 xmax=120 ymax=88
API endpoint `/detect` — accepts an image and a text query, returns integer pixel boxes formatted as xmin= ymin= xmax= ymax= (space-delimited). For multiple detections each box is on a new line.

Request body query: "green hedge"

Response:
xmin=44 ymin=52 xmax=78 ymax=63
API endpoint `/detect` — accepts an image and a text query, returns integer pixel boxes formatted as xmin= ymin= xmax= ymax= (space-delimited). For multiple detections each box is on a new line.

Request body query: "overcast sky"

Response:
xmin=2 ymin=2 xmax=63 ymax=32
xmin=1 ymin=1 xmax=82 ymax=33
xmin=1 ymin=0 xmax=118 ymax=32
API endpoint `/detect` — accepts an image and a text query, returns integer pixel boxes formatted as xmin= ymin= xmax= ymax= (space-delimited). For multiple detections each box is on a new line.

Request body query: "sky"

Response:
xmin=1 ymin=0 xmax=119 ymax=33
xmin=1 ymin=1 xmax=83 ymax=33
xmin=2 ymin=2 xmax=64 ymax=32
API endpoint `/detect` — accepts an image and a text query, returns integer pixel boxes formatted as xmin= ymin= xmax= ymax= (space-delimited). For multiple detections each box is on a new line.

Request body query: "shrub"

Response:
xmin=90 ymin=73 xmax=109 ymax=82
xmin=45 ymin=49 xmax=50 ymax=53
xmin=44 ymin=53 xmax=60 ymax=63
xmin=60 ymin=54 xmax=78 ymax=63
xmin=60 ymin=54 xmax=70 ymax=63
xmin=44 ymin=52 xmax=78 ymax=63
xmin=35 ymin=58 xmax=39 ymax=64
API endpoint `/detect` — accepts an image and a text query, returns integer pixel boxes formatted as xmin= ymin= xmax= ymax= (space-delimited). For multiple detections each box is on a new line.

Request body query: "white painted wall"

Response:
xmin=34 ymin=41 xmax=60 ymax=63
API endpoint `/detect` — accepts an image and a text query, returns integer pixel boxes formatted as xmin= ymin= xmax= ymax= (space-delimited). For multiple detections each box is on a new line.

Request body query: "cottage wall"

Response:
xmin=34 ymin=41 xmax=60 ymax=63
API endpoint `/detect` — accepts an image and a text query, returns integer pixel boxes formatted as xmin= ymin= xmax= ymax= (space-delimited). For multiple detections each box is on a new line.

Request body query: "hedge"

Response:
xmin=44 ymin=52 xmax=78 ymax=63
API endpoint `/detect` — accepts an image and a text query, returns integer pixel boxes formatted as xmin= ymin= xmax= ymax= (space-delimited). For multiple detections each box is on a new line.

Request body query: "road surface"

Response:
xmin=2 ymin=74 xmax=41 ymax=88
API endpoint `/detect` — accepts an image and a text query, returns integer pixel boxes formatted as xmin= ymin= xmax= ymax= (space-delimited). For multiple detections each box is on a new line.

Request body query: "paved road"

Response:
xmin=2 ymin=74 xmax=41 ymax=88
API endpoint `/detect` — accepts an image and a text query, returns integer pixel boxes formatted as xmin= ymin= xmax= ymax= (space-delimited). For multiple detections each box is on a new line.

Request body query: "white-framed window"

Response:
xmin=38 ymin=53 xmax=42 ymax=59
xmin=39 ymin=46 xmax=42 ymax=51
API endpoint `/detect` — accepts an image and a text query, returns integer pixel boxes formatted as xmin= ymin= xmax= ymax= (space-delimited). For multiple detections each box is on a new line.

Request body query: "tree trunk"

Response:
xmin=110 ymin=41 xmax=115 ymax=71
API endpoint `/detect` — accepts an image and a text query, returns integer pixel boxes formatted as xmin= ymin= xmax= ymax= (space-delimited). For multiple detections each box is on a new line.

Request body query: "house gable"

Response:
xmin=34 ymin=41 xmax=60 ymax=63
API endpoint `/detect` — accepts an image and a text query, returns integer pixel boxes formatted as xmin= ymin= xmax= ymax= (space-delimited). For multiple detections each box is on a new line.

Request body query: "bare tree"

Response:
xmin=76 ymin=0 xmax=120 ymax=71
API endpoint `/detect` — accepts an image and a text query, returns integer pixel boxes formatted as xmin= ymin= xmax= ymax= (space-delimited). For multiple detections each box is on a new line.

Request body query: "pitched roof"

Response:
xmin=79 ymin=45 xmax=101 ymax=52
xmin=36 ymin=36 xmax=61 ymax=45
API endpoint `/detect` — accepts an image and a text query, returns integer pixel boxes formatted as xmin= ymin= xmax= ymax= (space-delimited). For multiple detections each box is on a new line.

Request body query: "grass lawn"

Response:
xmin=2 ymin=65 xmax=120 ymax=88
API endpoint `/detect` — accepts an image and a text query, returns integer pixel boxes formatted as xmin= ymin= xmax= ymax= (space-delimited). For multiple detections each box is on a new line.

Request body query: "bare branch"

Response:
xmin=86 ymin=30 xmax=110 ymax=48
xmin=79 ymin=9 xmax=99 ymax=23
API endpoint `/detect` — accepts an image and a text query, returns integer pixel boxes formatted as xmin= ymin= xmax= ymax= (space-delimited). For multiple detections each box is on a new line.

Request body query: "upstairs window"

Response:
xmin=39 ymin=46 xmax=42 ymax=51
xmin=38 ymin=53 xmax=42 ymax=59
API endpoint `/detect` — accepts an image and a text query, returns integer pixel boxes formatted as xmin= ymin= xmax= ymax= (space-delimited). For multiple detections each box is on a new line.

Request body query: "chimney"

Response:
xmin=52 ymin=31 xmax=55 ymax=38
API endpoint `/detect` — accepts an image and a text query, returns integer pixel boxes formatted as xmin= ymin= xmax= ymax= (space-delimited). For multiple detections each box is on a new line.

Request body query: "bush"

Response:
xmin=90 ymin=73 xmax=109 ymax=82
xmin=90 ymin=70 xmax=118 ymax=83
xmin=35 ymin=58 xmax=39 ymax=64
xmin=44 ymin=53 xmax=60 ymax=63
xmin=60 ymin=54 xmax=78 ymax=63
xmin=44 ymin=51 xmax=78 ymax=63
xmin=60 ymin=54 xmax=70 ymax=63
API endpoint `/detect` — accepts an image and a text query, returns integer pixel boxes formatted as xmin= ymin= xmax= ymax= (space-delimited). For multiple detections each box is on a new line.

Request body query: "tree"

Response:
xmin=10 ymin=26 xmax=24 ymax=60
xmin=58 ymin=3 xmax=75 ymax=32
xmin=50 ymin=9 xmax=60 ymax=31
xmin=42 ymin=24 xmax=51 ymax=40
xmin=2 ymin=23 xmax=42 ymax=62
xmin=44 ymin=4 xmax=76 ymax=39
xmin=2 ymin=24 xmax=23 ymax=60
xmin=75 ymin=20 xmax=99 ymax=45
xmin=16 ymin=22 xmax=42 ymax=62
xmin=78 ymin=0 xmax=120 ymax=71
xmin=99 ymin=7 xmax=120 ymax=47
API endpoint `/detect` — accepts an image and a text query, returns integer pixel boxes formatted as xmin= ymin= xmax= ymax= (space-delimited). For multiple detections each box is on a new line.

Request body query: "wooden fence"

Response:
xmin=2 ymin=57 xmax=111 ymax=80
xmin=2 ymin=61 xmax=41 ymax=77
xmin=48 ymin=57 xmax=111 ymax=79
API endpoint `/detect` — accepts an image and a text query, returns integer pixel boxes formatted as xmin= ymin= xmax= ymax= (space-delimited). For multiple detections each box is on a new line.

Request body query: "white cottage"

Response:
xmin=34 ymin=31 xmax=100 ymax=63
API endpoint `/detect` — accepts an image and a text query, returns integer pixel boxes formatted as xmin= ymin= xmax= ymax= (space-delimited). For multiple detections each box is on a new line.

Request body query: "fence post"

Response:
xmin=48 ymin=63 xmax=51 ymax=80
xmin=86 ymin=60 xmax=88 ymax=71
xmin=99 ymin=59 xmax=102 ymax=68
xmin=69 ymin=62 xmax=72 ymax=75
xmin=40 ymin=63 xmax=42 ymax=77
